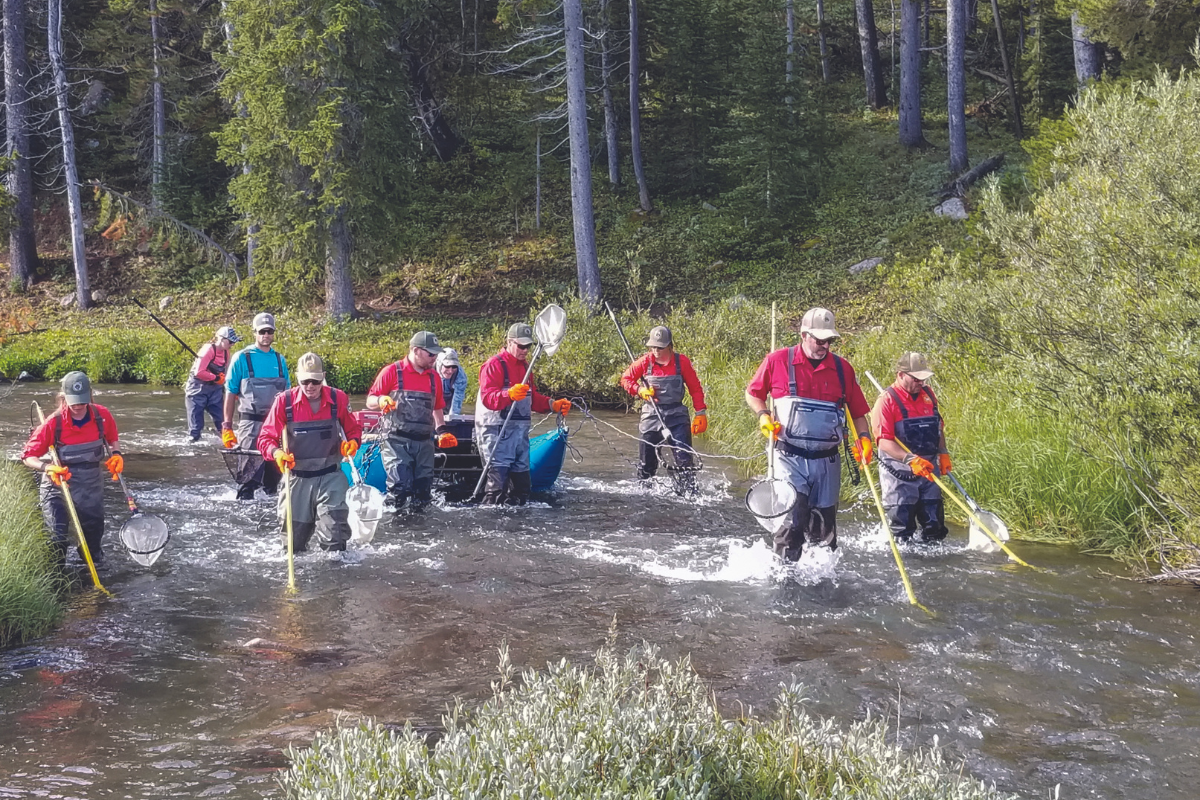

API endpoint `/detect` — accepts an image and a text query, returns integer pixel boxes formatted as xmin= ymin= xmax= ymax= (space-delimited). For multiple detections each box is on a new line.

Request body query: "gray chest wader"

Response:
xmin=281 ymin=390 xmax=351 ymax=550
xmin=474 ymin=358 xmax=533 ymax=505
xmin=234 ymin=350 xmax=288 ymax=495
xmin=41 ymin=409 xmax=107 ymax=562
xmin=382 ymin=366 xmax=438 ymax=508
xmin=878 ymin=386 xmax=947 ymax=541
xmin=769 ymin=350 xmax=847 ymax=560
xmin=184 ymin=347 xmax=227 ymax=396
xmin=637 ymin=354 xmax=694 ymax=479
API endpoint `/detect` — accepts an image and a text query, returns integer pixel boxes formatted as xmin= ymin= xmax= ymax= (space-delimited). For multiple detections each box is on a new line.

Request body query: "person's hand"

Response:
xmin=691 ymin=413 xmax=708 ymax=435
xmin=852 ymin=435 xmax=874 ymax=465
xmin=377 ymin=396 xmax=397 ymax=414
xmin=274 ymin=449 xmax=295 ymax=472
xmin=758 ymin=412 xmax=781 ymax=440
xmin=221 ymin=427 xmax=237 ymax=449
xmin=637 ymin=385 xmax=656 ymax=402
xmin=551 ymin=398 xmax=571 ymax=415
xmin=437 ymin=432 xmax=458 ymax=449
xmin=47 ymin=465 xmax=71 ymax=486
xmin=214 ymin=372 xmax=225 ymax=385
xmin=341 ymin=440 xmax=359 ymax=458
xmin=909 ymin=456 xmax=935 ymax=480
xmin=508 ymin=383 xmax=529 ymax=402
xmin=938 ymin=453 xmax=952 ymax=474
xmin=104 ymin=453 xmax=124 ymax=480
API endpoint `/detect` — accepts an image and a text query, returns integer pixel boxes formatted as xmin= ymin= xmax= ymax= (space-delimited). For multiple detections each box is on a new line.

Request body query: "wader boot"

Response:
xmin=324 ymin=508 xmax=351 ymax=551
xmin=411 ymin=477 xmax=434 ymax=511
xmin=505 ymin=470 xmax=531 ymax=506
xmin=481 ymin=466 xmax=509 ymax=505
xmin=289 ymin=521 xmax=317 ymax=552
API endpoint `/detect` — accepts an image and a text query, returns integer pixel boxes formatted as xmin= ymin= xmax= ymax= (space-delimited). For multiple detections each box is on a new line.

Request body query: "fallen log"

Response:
xmin=939 ymin=152 xmax=1005 ymax=199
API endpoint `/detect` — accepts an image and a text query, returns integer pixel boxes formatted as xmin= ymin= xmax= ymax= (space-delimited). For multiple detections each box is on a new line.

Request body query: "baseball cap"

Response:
xmin=800 ymin=307 xmax=838 ymax=339
xmin=61 ymin=371 xmax=92 ymax=405
xmin=410 ymin=331 xmax=444 ymax=355
xmin=215 ymin=325 xmax=242 ymax=344
xmin=645 ymin=326 xmax=672 ymax=348
xmin=895 ymin=352 xmax=934 ymax=380
xmin=437 ymin=347 xmax=461 ymax=367
xmin=252 ymin=312 xmax=276 ymax=332
xmin=506 ymin=323 xmax=535 ymax=345
xmin=296 ymin=352 xmax=325 ymax=382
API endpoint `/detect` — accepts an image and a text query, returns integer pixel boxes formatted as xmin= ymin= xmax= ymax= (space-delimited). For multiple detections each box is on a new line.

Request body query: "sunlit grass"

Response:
xmin=0 ymin=461 xmax=66 ymax=646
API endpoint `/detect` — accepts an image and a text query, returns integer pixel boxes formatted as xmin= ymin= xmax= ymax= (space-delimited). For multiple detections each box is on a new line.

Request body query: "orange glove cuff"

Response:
xmin=437 ymin=432 xmax=459 ymax=449
xmin=508 ymin=384 xmax=529 ymax=402
xmin=938 ymin=453 xmax=952 ymax=474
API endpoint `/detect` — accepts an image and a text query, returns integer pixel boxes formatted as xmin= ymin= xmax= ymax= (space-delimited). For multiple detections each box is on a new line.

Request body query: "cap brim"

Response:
xmin=297 ymin=373 xmax=325 ymax=382
xmin=908 ymin=370 xmax=934 ymax=380
xmin=513 ymin=338 xmax=535 ymax=345
xmin=807 ymin=328 xmax=839 ymax=339
xmin=64 ymin=394 xmax=90 ymax=404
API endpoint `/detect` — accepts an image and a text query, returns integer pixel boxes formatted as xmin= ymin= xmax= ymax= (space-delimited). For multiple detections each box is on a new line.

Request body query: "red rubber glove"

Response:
xmin=508 ymin=383 xmax=529 ymax=402
xmin=341 ymin=440 xmax=359 ymax=458
xmin=938 ymin=453 xmax=952 ymax=474
xmin=377 ymin=396 xmax=397 ymax=414
xmin=104 ymin=453 xmax=124 ymax=480
xmin=47 ymin=465 xmax=71 ymax=486
xmin=274 ymin=450 xmax=295 ymax=472
xmin=909 ymin=456 xmax=935 ymax=480
xmin=437 ymin=432 xmax=458 ymax=449
xmin=691 ymin=413 xmax=708 ymax=435
xmin=759 ymin=412 xmax=781 ymax=440
xmin=221 ymin=428 xmax=237 ymax=449
xmin=551 ymin=398 xmax=571 ymax=415
xmin=637 ymin=385 xmax=656 ymax=402
xmin=851 ymin=435 xmax=874 ymax=465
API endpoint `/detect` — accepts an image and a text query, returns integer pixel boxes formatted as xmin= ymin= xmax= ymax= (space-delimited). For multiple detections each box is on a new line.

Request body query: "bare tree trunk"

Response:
xmin=600 ymin=0 xmax=620 ymax=186
xmin=48 ymin=0 xmax=91 ymax=309
xmin=923 ymin=0 xmax=930 ymax=50
xmin=220 ymin=2 xmax=255 ymax=275
xmin=946 ymin=0 xmax=969 ymax=174
xmin=5 ymin=0 xmax=38 ymax=289
xmin=150 ymin=0 xmax=165 ymax=208
xmin=535 ymin=130 xmax=542 ymax=231
xmin=408 ymin=51 xmax=460 ymax=162
xmin=324 ymin=205 xmax=355 ymax=320
xmin=1071 ymin=10 xmax=1102 ymax=89
xmin=855 ymin=0 xmax=887 ymax=109
xmin=629 ymin=0 xmax=651 ymax=212
xmin=785 ymin=0 xmax=795 ymax=104
xmin=816 ymin=0 xmax=830 ymax=82
xmin=564 ymin=0 xmax=601 ymax=306
xmin=990 ymin=0 xmax=1024 ymax=138
xmin=899 ymin=0 xmax=926 ymax=147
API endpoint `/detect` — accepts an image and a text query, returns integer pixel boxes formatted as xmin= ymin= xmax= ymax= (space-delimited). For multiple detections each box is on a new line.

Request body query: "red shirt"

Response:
xmin=367 ymin=358 xmax=445 ymax=411
xmin=191 ymin=343 xmax=228 ymax=382
xmin=258 ymin=386 xmax=363 ymax=458
xmin=872 ymin=382 xmax=942 ymax=442
xmin=620 ymin=352 xmax=707 ymax=411
xmin=746 ymin=348 xmax=871 ymax=419
xmin=23 ymin=404 xmax=120 ymax=459
xmin=478 ymin=349 xmax=551 ymax=414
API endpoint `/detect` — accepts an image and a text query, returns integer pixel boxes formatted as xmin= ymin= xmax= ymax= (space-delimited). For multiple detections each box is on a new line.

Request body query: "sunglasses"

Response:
xmin=258 ymin=329 xmax=275 ymax=335
xmin=902 ymin=372 xmax=926 ymax=384
xmin=514 ymin=342 xmax=532 ymax=350
xmin=810 ymin=336 xmax=836 ymax=346
xmin=300 ymin=379 xmax=322 ymax=386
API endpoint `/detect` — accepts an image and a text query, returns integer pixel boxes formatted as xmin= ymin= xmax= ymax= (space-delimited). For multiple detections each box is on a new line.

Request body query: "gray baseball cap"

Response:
xmin=506 ymin=323 xmax=535 ymax=345
xmin=645 ymin=326 xmax=672 ymax=348
xmin=215 ymin=325 xmax=242 ymax=343
xmin=410 ymin=331 xmax=443 ymax=354
xmin=437 ymin=347 xmax=461 ymax=367
xmin=61 ymin=371 xmax=92 ymax=405
xmin=252 ymin=312 xmax=276 ymax=332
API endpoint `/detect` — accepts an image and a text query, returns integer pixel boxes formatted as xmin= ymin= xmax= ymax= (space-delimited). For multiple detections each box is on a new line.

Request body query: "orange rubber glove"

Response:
xmin=508 ymin=383 xmax=529 ymax=402
xmin=340 ymin=440 xmax=359 ymax=458
xmin=691 ymin=413 xmax=708 ymax=435
xmin=637 ymin=385 xmax=656 ymax=402
xmin=551 ymin=398 xmax=571 ymax=415
xmin=221 ymin=428 xmax=237 ymax=449
xmin=274 ymin=449 xmax=295 ymax=472
xmin=938 ymin=453 xmax=952 ymax=474
xmin=909 ymin=456 xmax=935 ymax=480
xmin=377 ymin=396 xmax=397 ymax=414
xmin=47 ymin=465 xmax=71 ymax=486
xmin=104 ymin=453 xmax=124 ymax=480
xmin=214 ymin=372 xmax=225 ymax=385
xmin=758 ymin=412 xmax=781 ymax=440
xmin=437 ymin=432 xmax=458 ymax=449
xmin=851 ymin=435 xmax=874 ymax=465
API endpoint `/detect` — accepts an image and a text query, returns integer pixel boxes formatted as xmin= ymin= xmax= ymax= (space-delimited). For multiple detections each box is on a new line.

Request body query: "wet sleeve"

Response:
xmin=478 ymin=359 xmax=511 ymax=412
xmin=367 ymin=364 xmax=397 ymax=399
xmin=620 ymin=356 xmax=649 ymax=398
xmin=257 ymin=396 xmax=286 ymax=459
xmin=679 ymin=355 xmax=706 ymax=411
xmin=745 ymin=354 xmax=773 ymax=401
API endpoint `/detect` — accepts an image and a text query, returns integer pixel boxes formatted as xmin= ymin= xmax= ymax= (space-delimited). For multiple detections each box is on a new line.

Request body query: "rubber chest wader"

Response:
xmin=638 ymin=354 xmax=689 ymax=433
xmin=879 ymin=386 xmax=941 ymax=481
xmin=234 ymin=350 xmax=288 ymax=448
xmin=283 ymin=389 xmax=350 ymax=550
xmin=878 ymin=386 xmax=947 ymax=542
xmin=475 ymin=357 xmax=533 ymax=504
xmin=185 ymin=347 xmax=227 ymax=438
xmin=382 ymin=365 xmax=438 ymax=506
xmin=41 ymin=408 xmax=107 ymax=561
xmin=184 ymin=346 xmax=228 ymax=396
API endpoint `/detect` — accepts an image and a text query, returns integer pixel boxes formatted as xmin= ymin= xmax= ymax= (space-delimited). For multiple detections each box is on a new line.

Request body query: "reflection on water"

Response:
xmin=2 ymin=384 xmax=1200 ymax=799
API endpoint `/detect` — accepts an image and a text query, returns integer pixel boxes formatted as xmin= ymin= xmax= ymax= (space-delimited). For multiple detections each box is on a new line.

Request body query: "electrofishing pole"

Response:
xmin=132 ymin=298 xmax=200 ymax=360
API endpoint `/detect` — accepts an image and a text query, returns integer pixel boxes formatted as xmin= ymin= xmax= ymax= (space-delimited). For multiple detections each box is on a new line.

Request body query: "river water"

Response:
xmin=1 ymin=383 xmax=1197 ymax=799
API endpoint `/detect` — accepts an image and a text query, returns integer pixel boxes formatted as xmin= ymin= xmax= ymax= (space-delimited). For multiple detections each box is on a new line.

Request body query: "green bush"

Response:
xmin=0 ymin=461 xmax=66 ymax=647
xmin=281 ymin=643 xmax=1015 ymax=800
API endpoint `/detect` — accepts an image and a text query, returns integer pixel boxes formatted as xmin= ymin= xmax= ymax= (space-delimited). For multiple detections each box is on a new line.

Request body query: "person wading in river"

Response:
xmin=619 ymin=325 xmax=708 ymax=490
xmin=257 ymin=353 xmax=362 ymax=553
xmin=22 ymin=372 xmax=124 ymax=567
xmin=436 ymin=347 xmax=469 ymax=416
xmin=871 ymin=352 xmax=951 ymax=544
xmin=744 ymin=308 xmax=873 ymax=561
xmin=221 ymin=313 xmax=290 ymax=501
xmin=185 ymin=325 xmax=240 ymax=442
xmin=366 ymin=332 xmax=458 ymax=511
xmin=476 ymin=322 xmax=572 ymax=505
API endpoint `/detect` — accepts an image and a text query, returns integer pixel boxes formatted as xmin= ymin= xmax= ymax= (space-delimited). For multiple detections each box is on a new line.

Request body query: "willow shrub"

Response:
xmin=281 ymin=643 xmax=1014 ymax=800
xmin=0 ymin=461 xmax=66 ymax=646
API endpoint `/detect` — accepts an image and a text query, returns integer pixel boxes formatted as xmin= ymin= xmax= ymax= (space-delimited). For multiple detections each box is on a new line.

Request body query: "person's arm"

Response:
xmin=257 ymin=394 xmax=287 ymax=460
xmin=222 ymin=352 xmax=243 ymax=430
xmin=744 ymin=354 xmax=773 ymax=417
xmin=844 ymin=368 xmax=873 ymax=439
xmin=279 ymin=354 xmax=290 ymax=387
xmin=21 ymin=421 xmax=52 ymax=472
xmin=193 ymin=343 xmax=219 ymax=382
xmin=679 ymin=355 xmax=706 ymax=411
xmin=365 ymin=364 xmax=396 ymax=410
xmin=433 ymin=408 xmax=446 ymax=430
xmin=451 ymin=369 xmax=467 ymax=415
xmin=529 ymin=375 xmax=552 ymax=414
xmin=478 ymin=358 xmax=512 ymax=411
xmin=337 ymin=390 xmax=363 ymax=445
xmin=619 ymin=356 xmax=649 ymax=398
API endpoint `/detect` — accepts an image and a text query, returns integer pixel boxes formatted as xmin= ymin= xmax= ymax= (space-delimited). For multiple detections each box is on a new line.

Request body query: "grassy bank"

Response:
xmin=281 ymin=642 xmax=1015 ymax=799
xmin=0 ymin=461 xmax=66 ymax=647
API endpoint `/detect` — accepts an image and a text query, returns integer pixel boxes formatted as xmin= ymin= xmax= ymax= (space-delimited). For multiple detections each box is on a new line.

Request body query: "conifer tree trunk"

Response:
xmin=946 ymin=0 xmax=969 ymax=174
xmin=816 ymin=0 xmax=830 ymax=82
xmin=990 ymin=0 xmax=1024 ymax=137
xmin=785 ymin=0 xmax=795 ymax=101
xmin=220 ymin=2 xmax=255 ymax=275
xmin=629 ymin=0 xmax=651 ymax=212
xmin=601 ymin=0 xmax=620 ymax=187
xmin=899 ymin=0 xmax=926 ymax=147
xmin=564 ymin=0 xmax=601 ymax=306
xmin=4 ymin=0 xmax=38 ymax=288
xmin=48 ymin=0 xmax=91 ymax=309
xmin=855 ymin=0 xmax=887 ymax=109
xmin=151 ymin=0 xmax=165 ymax=208
xmin=1071 ymin=11 xmax=1102 ymax=88
xmin=324 ymin=205 xmax=355 ymax=320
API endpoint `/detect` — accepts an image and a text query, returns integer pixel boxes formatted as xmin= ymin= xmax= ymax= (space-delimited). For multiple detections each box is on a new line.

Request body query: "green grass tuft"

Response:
xmin=0 ymin=461 xmax=67 ymax=647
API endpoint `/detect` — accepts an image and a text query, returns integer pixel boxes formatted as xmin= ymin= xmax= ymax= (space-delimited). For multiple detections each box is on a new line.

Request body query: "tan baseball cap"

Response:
xmin=645 ymin=326 xmax=672 ymax=348
xmin=296 ymin=352 xmax=325 ymax=382
xmin=800 ymin=307 xmax=838 ymax=339
xmin=896 ymin=352 xmax=934 ymax=380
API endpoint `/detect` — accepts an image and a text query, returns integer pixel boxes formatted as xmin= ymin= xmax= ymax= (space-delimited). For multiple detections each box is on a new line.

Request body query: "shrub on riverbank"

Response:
xmin=281 ymin=643 xmax=1014 ymax=800
xmin=0 ymin=462 xmax=66 ymax=647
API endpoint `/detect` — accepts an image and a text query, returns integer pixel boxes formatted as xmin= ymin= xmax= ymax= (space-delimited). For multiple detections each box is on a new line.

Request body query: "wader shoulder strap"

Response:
xmin=499 ymin=358 xmax=511 ymax=389
xmin=246 ymin=349 xmax=255 ymax=379
xmin=429 ymin=371 xmax=437 ymax=395
xmin=886 ymin=386 xmax=907 ymax=419
xmin=285 ymin=387 xmax=337 ymax=426
xmin=923 ymin=386 xmax=938 ymax=416
xmin=92 ymin=404 xmax=106 ymax=443
xmin=674 ymin=353 xmax=681 ymax=375
xmin=53 ymin=407 xmax=104 ymax=448
xmin=786 ymin=347 xmax=797 ymax=396
xmin=833 ymin=355 xmax=847 ymax=404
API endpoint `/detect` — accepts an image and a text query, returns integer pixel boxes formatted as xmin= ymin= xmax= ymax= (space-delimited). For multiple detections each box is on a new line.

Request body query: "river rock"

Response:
xmin=91 ymin=289 xmax=107 ymax=303
xmin=934 ymin=197 xmax=968 ymax=220
xmin=849 ymin=257 xmax=884 ymax=275
xmin=60 ymin=293 xmax=76 ymax=308
xmin=159 ymin=295 xmax=173 ymax=311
